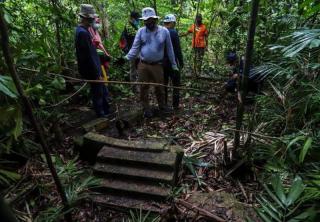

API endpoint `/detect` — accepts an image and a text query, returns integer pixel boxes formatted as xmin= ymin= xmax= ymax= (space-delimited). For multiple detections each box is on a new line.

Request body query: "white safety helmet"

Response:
xmin=163 ymin=14 xmax=176 ymax=23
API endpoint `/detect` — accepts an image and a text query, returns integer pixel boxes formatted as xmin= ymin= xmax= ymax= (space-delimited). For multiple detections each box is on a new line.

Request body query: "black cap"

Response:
xmin=196 ymin=14 xmax=202 ymax=19
xmin=130 ymin=11 xmax=140 ymax=20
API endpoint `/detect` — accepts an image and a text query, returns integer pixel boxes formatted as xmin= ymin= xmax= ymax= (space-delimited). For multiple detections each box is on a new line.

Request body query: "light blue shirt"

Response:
xmin=126 ymin=26 xmax=177 ymax=69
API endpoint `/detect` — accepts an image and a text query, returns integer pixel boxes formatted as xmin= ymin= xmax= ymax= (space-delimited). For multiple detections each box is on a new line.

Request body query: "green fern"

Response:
xmin=255 ymin=175 xmax=316 ymax=222
xmin=127 ymin=209 xmax=160 ymax=222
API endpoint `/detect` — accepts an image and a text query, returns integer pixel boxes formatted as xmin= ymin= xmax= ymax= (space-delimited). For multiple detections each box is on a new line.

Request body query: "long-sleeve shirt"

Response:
xmin=126 ymin=26 xmax=177 ymax=68
xmin=163 ymin=28 xmax=183 ymax=68
xmin=75 ymin=26 xmax=101 ymax=80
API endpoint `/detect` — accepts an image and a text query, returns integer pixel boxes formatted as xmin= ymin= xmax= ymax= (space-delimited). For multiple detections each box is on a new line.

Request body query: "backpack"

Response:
xmin=119 ymin=28 xmax=128 ymax=53
xmin=119 ymin=22 xmax=138 ymax=54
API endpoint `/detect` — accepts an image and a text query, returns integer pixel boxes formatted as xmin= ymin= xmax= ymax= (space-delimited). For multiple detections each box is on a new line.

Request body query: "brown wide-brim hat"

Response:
xmin=79 ymin=4 xmax=96 ymax=19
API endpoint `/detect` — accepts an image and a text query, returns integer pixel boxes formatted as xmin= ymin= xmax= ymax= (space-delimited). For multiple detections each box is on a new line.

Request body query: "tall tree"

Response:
xmin=234 ymin=0 xmax=260 ymax=152
xmin=0 ymin=6 xmax=72 ymax=222
xmin=49 ymin=0 xmax=65 ymax=69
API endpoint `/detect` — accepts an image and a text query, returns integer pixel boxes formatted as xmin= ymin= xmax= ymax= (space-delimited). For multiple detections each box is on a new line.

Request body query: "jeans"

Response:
xmin=90 ymin=83 xmax=110 ymax=117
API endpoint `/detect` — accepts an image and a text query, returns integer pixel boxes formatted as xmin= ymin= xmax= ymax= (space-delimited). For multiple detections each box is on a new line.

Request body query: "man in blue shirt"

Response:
xmin=126 ymin=7 xmax=178 ymax=118
xmin=75 ymin=4 xmax=109 ymax=117
xmin=163 ymin=14 xmax=184 ymax=110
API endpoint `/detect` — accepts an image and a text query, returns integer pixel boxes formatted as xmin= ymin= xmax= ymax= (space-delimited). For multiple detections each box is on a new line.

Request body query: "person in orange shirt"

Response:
xmin=183 ymin=14 xmax=208 ymax=75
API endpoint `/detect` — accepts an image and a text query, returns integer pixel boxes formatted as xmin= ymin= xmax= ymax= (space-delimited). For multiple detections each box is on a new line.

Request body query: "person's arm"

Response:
xmin=172 ymin=31 xmax=184 ymax=68
xmin=126 ymin=28 xmax=142 ymax=60
xmin=78 ymin=31 xmax=101 ymax=78
xmin=165 ymin=29 xmax=178 ymax=69
xmin=179 ymin=25 xmax=193 ymax=37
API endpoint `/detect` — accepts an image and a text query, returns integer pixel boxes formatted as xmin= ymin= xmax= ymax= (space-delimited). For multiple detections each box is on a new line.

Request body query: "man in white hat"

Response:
xmin=75 ymin=4 xmax=110 ymax=117
xmin=125 ymin=7 xmax=179 ymax=118
xmin=163 ymin=14 xmax=183 ymax=110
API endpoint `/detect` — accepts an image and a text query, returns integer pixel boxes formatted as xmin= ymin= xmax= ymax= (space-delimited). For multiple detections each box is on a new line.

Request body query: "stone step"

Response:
xmin=93 ymin=162 xmax=175 ymax=184
xmin=92 ymin=194 xmax=167 ymax=213
xmin=84 ymin=132 xmax=170 ymax=152
xmin=97 ymin=146 xmax=177 ymax=170
xmin=96 ymin=178 xmax=171 ymax=200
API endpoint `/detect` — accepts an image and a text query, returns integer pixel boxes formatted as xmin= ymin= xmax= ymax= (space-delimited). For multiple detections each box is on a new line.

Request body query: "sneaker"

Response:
xmin=143 ymin=109 xmax=153 ymax=118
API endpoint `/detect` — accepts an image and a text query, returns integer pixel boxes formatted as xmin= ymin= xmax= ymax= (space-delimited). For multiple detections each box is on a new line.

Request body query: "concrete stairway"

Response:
xmin=82 ymin=133 xmax=183 ymax=212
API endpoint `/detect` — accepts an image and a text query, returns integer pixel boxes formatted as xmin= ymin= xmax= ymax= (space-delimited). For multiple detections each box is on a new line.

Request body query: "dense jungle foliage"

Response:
xmin=0 ymin=0 xmax=320 ymax=221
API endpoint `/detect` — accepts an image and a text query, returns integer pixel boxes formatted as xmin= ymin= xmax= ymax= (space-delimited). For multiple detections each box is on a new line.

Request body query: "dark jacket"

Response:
xmin=164 ymin=28 xmax=183 ymax=68
xmin=122 ymin=21 xmax=139 ymax=53
xmin=75 ymin=26 xmax=101 ymax=80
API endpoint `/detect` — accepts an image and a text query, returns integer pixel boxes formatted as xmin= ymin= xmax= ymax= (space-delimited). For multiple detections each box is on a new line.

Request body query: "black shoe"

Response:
xmin=143 ymin=109 xmax=153 ymax=118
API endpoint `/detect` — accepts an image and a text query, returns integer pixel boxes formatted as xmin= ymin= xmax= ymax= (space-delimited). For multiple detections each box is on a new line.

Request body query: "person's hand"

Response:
xmin=172 ymin=65 xmax=179 ymax=72
xmin=232 ymin=74 xmax=239 ymax=79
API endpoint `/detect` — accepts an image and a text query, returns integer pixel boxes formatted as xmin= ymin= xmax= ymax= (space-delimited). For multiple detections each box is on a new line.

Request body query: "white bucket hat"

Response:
xmin=163 ymin=14 xmax=176 ymax=23
xmin=79 ymin=4 xmax=96 ymax=19
xmin=140 ymin=7 xmax=160 ymax=20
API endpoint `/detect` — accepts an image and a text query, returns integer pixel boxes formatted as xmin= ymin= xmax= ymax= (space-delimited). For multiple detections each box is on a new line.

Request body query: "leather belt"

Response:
xmin=140 ymin=60 xmax=162 ymax=65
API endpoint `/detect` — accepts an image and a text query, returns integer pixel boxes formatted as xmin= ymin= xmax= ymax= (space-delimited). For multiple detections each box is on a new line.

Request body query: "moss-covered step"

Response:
xmin=92 ymin=194 xmax=167 ymax=213
xmin=93 ymin=162 xmax=175 ymax=184
xmin=84 ymin=132 xmax=170 ymax=152
xmin=81 ymin=108 xmax=144 ymax=133
xmin=97 ymin=146 xmax=177 ymax=170
xmin=82 ymin=117 xmax=110 ymax=132
xmin=95 ymin=178 xmax=171 ymax=200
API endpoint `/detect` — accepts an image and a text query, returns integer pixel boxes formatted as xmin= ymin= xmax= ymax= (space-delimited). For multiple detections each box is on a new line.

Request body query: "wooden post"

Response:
xmin=0 ymin=8 xmax=72 ymax=222
xmin=234 ymin=0 xmax=260 ymax=152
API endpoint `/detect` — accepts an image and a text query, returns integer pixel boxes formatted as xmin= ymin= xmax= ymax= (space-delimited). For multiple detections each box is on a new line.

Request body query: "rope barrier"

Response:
xmin=18 ymin=67 xmax=217 ymax=94
xmin=43 ymin=83 xmax=87 ymax=108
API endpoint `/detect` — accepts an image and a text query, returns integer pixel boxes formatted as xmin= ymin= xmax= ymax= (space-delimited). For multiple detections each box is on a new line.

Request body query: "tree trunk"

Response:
xmin=49 ymin=0 xmax=65 ymax=69
xmin=0 ymin=7 xmax=72 ymax=222
xmin=153 ymin=0 xmax=157 ymax=15
xmin=234 ymin=0 xmax=260 ymax=153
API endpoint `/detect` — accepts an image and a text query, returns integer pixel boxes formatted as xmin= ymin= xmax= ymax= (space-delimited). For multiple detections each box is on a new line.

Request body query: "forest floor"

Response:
xmin=8 ymin=76 xmax=262 ymax=221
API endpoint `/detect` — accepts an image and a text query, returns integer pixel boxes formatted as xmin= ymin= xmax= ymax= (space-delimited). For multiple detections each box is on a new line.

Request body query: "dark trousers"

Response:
xmin=164 ymin=66 xmax=180 ymax=108
xmin=194 ymin=47 xmax=205 ymax=75
xmin=90 ymin=83 xmax=109 ymax=117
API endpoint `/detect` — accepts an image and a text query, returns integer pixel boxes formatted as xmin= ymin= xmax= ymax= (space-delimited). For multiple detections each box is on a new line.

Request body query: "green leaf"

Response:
xmin=0 ymin=169 xmax=21 ymax=186
xmin=262 ymin=183 xmax=285 ymax=209
xmin=51 ymin=77 xmax=66 ymax=90
xmin=299 ymin=137 xmax=312 ymax=164
xmin=257 ymin=197 xmax=281 ymax=222
xmin=259 ymin=195 xmax=282 ymax=219
xmin=12 ymin=107 xmax=23 ymax=140
xmin=286 ymin=176 xmax=304 ymax=207
xmin=287 ymin=208 xmax=315 ymax=222
xmin=309 ymin=39 xmax=320 ymax=48
xmin=0 ymin=76 xmax=17 ymax=98
xmin=256 ymin=208 xmax=273 ymax=222
xmin=271 ymin=175 xmax=286 ymax=205
xmin=287 ymin=136 xmax=305 ymax=151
